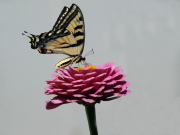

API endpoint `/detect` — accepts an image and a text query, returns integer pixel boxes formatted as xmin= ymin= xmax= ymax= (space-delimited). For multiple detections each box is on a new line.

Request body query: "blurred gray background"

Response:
xmin=1 ymin=0 xmax=180 ymax=135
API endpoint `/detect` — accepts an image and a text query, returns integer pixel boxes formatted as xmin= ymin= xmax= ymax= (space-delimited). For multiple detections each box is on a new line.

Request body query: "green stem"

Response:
xmin=85 ymin=103 xmax=98 ymax=135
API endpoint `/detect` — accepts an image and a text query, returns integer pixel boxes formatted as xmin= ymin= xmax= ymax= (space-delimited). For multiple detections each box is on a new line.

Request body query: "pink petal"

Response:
xmin=46 ymin=103 xmax=62 ymax=110
xmin=89 ymin=94 xmax=103 ymax=97
xmin=92 ymin=68 xmax=107 ymax=75
xmin=83 ymin=77 xmax=95 ymax=86
xmin=122 ymin=84 xmax=127 ymax=91
xmin=59 ymin=92 xmax=68 ymax=95
xmin=45 ymin=100 xmax=51 ymax=103
xmin=67 ymin=89 xmax=79 ymax=94
xmin=115 ymin=74 xmax=126 ymax=80
xmin=54 ymin=75 xmax=66 ymax=82
xmin=51 ymin=99 xmax=63 ymax=104
xmin=111 ymin=71 xmax=123 ymax=80
xmin=79 ymin=68 xmax=91 ymax=75
xmin=73 ymin=84 xmax=87 ymax=89
xmin=81 ymin=86 xmax=94 ymax=95
xmin=116 ymin=78 xmax=124 ymax=82
xmin=94 ymin=85 xmax=105 ymax=94
xmin=73 ymin=94 xmax=85 ymax=97
xmin=53 ymin=89 xmax=64 ymax=93
xmin=56 ymin=68 xmax=72 ymax=77
xmin=113 ymin=85 xmax=122 ymax=89
xmin=46 ymin=79 xmax=55 ymax=84
xmin=46 ymin=96 xmax=67 ymax=110
xmin=102 ymin=62 xmax=115 ymax=75
xmin=61 ymin=69 xmax=72 ymax=77
xmin=51 ymin=74 xmax=60 ymax=78
xmin=93 ymin=82 xmax=106 ymax=90
xmin=69 ymin=66 xmax=79 ymax=77
xmin=126 ymin=81 xmax=131 ymax=87
xmin=113 ymin=93 xmax=121 ymax=96
xmin=114 ymin=66 xmax=121 ymax=71
xmin=104 ymin=89 xmax=114 ymax=93
xmin=102 ymin=62 xmax=115 ymax=69
xmin=102 ymin=96 xmax=120 ymax=101
xmin=106 ymin=80 xmax=116 ymax=85
xmin=55 ymin=79 xmax=65 ymax=83
xmin=116 ymin=80 xmax=126 ymax=86
xmin=63 ymin=75 xmax=75 ymax=82
xmin=95 ymin=73 xmax=107 ymax=82
xmin=62 ymin=83 xmax=73 ymax=89
xmin=85 ymin=72 xmax=97 ymax=80
xmin=103 ymin=76 xmax=112 ymax=82
xmin=74 ymin=74 xmax=85 ymax=80
xmin=56 ymin=70 xmax=66 ymax=76
xmin=120 ymin=90 xmax=131 ymax=95
xmin=114 ymin=87 xmax=123 ymax=93
xmin=44 ymin=86 xmax=54 ymax=90
xmin=49 ymin=83 xmax=57 ymax=87
xmin=44 ymin=90 xmax=53 ymax=95
xmin=82 ymin=98 xmax=95 ymax=103
xmin=53 ymin=82 xmax=67 ymax=89
xmin=126 ymin=90 xmax=131 ymax=94
xmin=71 ymin=80 xmax=83 ymax=84
xmin=66 ymin=99 xmax=78 ymax=102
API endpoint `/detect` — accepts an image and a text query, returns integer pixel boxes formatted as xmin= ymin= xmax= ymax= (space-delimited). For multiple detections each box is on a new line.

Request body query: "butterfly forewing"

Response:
xmin=52 ymin=7 xmax=69 ymax=31
xmin=37 ymin=4 xmax=85 ymax=56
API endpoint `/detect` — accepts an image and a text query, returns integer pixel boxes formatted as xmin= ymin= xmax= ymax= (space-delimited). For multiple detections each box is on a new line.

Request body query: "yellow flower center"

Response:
xmin=75 ymin=65 xmax=96 ymax=72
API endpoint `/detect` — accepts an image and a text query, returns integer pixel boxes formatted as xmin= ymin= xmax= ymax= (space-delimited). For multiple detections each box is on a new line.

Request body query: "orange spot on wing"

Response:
xmin=37 ymin=48 xmax=42 ymax=53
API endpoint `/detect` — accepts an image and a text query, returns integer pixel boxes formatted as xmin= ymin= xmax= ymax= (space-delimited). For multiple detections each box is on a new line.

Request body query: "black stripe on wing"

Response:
xmin=76 ymin=5 xmax=85 ymax=55
xmin=73 ymin=31 xmax=84 ymax=37
xmin=59 ymin=4 xmax=79 ymax=30
xmin=74 ymin=25 xmax=83 ymax=30
xmin=61 ymin=39 xmax=84 ymax=48
xmin=60 ymin=42 xmax=68 ymax=45
xmin=52 ymin=6 xmax=69 ymax=30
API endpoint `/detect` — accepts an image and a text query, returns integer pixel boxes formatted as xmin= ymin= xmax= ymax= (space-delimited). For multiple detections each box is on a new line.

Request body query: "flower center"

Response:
xmin=75 ymin=65 xmax=96 ymax=71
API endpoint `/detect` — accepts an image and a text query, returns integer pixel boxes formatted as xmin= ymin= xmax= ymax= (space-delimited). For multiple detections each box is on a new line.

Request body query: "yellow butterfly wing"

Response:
xmin=36 ymin=4 xmax=85 ymax=56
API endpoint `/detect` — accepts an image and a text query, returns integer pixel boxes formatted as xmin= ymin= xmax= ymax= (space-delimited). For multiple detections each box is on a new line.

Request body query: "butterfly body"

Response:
xmin=26 ymin=4 xmax=85 ymax=68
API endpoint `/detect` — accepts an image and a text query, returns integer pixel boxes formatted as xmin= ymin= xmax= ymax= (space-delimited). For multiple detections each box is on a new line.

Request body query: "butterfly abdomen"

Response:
xmin=55 ymin=55 xmax=85 ymax=68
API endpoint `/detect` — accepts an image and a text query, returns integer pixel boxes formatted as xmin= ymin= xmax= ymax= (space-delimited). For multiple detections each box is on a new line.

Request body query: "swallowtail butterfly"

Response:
xmin=23 ymin=4 xmax=87 ymax=68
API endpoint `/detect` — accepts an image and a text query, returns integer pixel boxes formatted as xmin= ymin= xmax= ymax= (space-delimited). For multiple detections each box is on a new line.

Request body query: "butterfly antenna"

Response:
xmin=84 ymin=49 xmax=93 ymax=57
xmin=84 ymin=49 xmax=94 ymax=58
xmin=22 ymin=31 xmax=34 ymax=37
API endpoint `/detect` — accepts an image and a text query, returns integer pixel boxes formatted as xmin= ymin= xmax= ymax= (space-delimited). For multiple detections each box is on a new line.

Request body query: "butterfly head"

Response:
xmin=28 ymin=36 xmax=38 ymax=49
xmin=22 ymin=31 xmax=43 ymax=49
xmin=81 ymin=57 xmax=86 ymax=61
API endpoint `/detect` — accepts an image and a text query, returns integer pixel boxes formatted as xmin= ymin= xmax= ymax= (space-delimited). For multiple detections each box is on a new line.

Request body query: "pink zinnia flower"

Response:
xmin=45 ymin=62 xmax=130 ymax=109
